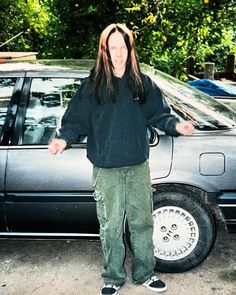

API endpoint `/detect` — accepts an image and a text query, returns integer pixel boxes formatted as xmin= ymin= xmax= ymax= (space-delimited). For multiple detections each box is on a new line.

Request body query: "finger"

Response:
xmin=48 ymin=143 xmax=60 ymax=154
xmin=48 ymin=145 xmax=57 ymax=154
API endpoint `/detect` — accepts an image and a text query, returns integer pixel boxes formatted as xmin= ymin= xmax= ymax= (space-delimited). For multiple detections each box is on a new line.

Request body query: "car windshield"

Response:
xmin=143 ymin=65 xmax=236 ymax=130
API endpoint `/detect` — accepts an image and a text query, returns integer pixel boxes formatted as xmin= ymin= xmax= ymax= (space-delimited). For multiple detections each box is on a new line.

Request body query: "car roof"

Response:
xmin=0 ymin=59 xmax=94 ymax=78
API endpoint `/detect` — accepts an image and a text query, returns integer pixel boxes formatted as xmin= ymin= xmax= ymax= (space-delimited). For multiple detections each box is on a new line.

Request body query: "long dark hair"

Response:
xmin=90 ymin=23 xmax=146 ymax=104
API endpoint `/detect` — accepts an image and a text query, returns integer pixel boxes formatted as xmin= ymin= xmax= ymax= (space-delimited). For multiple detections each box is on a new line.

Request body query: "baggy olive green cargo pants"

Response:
xmin=92 ymin=161 xmax=156 ymax=286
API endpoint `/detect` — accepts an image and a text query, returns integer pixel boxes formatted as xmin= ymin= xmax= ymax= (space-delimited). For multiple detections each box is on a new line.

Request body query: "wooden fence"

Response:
xmin=187 ymin=54 xmax=236 ymax=82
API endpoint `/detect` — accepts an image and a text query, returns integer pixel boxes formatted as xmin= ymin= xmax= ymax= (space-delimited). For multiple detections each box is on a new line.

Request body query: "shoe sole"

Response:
xmin=100 ymin=292 xmax=118 ymax=295
xmin=143 ymin=285 xmax=167 ymax=292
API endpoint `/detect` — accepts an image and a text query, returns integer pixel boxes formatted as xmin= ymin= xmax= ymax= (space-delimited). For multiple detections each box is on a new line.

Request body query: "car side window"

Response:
xmin=0 ymin=78 xmax=17 ymax=137
xmin=22 ymin=78 xmax=82 ymax=145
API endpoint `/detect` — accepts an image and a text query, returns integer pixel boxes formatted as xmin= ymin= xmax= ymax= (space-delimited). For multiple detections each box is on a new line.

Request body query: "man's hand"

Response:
xmin=48 ymin=138 xmax=67 ymax=154
xmin=176 ymin=121 xmax=195 ymax=136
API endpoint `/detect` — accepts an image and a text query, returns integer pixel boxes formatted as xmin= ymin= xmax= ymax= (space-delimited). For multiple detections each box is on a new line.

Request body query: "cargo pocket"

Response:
xmin=93 ymin=190 xmax=108 ymax=224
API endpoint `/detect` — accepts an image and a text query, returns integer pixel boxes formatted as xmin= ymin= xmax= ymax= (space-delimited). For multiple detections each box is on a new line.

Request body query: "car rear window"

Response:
xmin=149 ymin=70 xmax=236 ymax=130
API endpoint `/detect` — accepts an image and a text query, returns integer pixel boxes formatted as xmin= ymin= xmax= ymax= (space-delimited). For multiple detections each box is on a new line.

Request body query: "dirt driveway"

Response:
xmin=0 ymin=222 xmax=235 ymax=295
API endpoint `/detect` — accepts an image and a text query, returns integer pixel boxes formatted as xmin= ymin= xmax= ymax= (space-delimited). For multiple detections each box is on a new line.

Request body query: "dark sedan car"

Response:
xmin=0 ymin=59 xmax=236 ymax=273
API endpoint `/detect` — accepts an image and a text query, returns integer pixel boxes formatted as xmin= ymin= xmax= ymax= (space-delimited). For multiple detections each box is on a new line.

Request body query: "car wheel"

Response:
xmin=152 ymin=187 xmax=216 ymax=273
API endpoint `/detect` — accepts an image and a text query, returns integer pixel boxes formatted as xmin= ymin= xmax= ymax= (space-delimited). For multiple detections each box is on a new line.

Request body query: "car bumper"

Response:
xmin=217 ymin=192 xmax=236 ymax=232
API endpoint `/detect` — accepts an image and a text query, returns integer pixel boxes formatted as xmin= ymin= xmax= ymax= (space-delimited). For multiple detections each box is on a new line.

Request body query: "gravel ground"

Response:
xmin=0 ymin=222 xmax=235 ymax=295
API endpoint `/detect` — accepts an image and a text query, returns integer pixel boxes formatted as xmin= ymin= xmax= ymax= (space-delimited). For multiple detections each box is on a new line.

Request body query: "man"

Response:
xmin=48 ymin=23 xmax=194 ymax=295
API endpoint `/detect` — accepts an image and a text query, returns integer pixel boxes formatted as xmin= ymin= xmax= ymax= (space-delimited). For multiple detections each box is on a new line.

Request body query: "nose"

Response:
xmin=116 ymin=48 xmax=122 ymax=57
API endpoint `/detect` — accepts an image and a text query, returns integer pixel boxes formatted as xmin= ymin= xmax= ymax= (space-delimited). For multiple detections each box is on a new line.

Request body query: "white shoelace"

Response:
xmin=145 ymin=275 xmax=159 ymax=284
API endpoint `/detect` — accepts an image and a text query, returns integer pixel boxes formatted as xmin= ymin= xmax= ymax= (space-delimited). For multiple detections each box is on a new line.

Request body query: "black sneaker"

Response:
xmin=100 ymin=284 xmax=120 ymax=295
xmin=142 ymin=276 xmax=167 ymax=292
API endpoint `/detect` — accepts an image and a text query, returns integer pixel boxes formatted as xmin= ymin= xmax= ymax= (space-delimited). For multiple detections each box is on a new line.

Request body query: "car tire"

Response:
xmin=152 ymin=186 xmax=216 ymax=273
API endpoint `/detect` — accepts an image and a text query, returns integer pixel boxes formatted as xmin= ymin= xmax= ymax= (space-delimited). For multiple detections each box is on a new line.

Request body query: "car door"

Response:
xmin=0 ymin=148 xmax=6 ymax=231
xmin=0 ymin=76 xmax=21 ymax=231
xmin=0 ymin=78 xmax=8 ymax=231
xmin=4 ymin=73 xmax=99 ymax=235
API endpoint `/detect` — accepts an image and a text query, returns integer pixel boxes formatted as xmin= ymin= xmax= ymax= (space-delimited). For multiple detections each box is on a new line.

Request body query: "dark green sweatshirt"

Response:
xmin=59 ymin=72 xmax=180 ymax=168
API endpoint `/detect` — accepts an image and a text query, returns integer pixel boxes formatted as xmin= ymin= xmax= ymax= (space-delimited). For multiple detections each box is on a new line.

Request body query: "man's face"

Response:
xmin=108 ymin=31 xmax=128 ymax=77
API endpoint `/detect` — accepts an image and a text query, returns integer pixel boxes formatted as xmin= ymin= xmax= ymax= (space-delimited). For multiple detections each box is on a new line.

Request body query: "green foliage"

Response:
xmin=124 ymin=0 xmax=236 ymax=79
xmin=41 ymin=0 xmax=127 ymax=58
xmin=0 ymin=0 xmax=50 ymax=52
xmin=0 ymin=0 xmax=235 ymax=80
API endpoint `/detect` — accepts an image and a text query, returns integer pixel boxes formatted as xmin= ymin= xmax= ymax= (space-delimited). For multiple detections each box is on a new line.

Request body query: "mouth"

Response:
xmin=115 ymin=60 xmax=124 ymax=66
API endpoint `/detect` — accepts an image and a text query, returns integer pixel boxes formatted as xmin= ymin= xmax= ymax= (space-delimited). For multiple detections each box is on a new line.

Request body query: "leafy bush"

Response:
xmin=1 ymin=0 xmax=235 ymax=80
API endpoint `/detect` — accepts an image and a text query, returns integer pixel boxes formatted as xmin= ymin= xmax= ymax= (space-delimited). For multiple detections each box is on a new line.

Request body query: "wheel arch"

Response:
xmin=152 ymin=183 xmax=225 ymax=228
